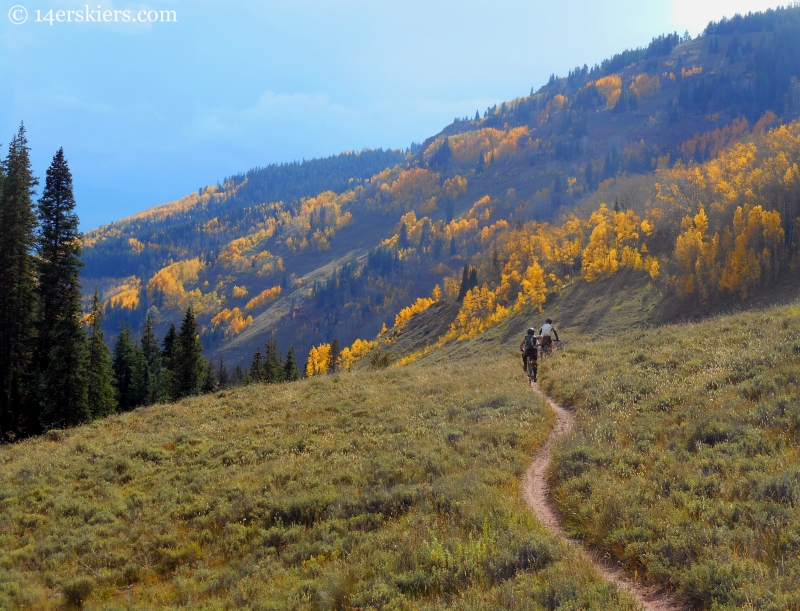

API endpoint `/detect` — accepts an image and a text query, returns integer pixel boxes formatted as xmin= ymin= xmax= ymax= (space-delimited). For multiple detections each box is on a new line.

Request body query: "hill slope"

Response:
xmin=0 ymin=348 xmax=643 ymax=610
xmin=81 ymin=6 xmax=800 ymax=370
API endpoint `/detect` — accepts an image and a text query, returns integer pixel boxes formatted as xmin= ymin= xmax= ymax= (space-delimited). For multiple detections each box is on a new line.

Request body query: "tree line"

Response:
xmin=0 ymin=125 xmax=302 ymax=442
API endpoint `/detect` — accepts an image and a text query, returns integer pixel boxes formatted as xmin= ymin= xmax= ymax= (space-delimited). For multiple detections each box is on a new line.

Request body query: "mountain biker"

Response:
xmin=519 ymin=328 xmax=539 ymax=382
xmin=538 ymin=318 xmax=559 ymax=354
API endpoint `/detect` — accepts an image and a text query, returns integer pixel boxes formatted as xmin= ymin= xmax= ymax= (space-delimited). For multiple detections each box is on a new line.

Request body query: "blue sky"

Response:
xmin=0 ymin=0 xmax=787 ymax=229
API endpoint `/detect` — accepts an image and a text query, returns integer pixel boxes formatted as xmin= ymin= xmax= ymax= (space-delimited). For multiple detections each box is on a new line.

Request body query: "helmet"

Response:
xmin=546 ymin=318 xmax=552 ymax=324
xmin=527 ymin=328 xmax=536 ymax=335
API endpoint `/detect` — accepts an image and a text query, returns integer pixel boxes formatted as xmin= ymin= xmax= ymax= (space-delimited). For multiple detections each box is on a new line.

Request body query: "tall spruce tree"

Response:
xmin=113 ymin=324 xmax=145 ymax=411
xmin=36 ymin=148 xmax=88 ymax=429
xmin=0 ymin=124 xmax=39 ymax=439
xmin=140 ymin=313 xmax=163 ymax=405
xmin=161 ymin=322 xmax=177 ymax=394
xmin=283 ymin=347 xmax=300 ymax=382
xmin=85 ymin=289 xmax=116 ymax=419
xmin=329 ymin=338 xmax=341 ymax=373
xmin=250 ymin=347 xmax=264 ymax=383
xmin=170 ymin=307 xmax=204 ymax=399
xmin=264 ymin=338 xmax=283 ymax=383
xmin=201 ymin=359 xmax=218 ymax=394
xmin=217 ymin=357 xmax=229 ymax=389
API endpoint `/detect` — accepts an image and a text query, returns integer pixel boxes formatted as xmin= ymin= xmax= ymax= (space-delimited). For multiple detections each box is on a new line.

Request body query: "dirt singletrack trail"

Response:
xmin=523 ymin=383 xmax=687 ymax=611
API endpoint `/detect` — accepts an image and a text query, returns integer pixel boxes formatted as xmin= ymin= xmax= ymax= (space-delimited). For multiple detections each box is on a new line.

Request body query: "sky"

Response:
xmin=0 ymin=0 xmax=789 ymax=229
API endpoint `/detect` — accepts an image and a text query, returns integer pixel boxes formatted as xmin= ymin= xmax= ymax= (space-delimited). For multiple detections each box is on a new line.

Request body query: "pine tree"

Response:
xmin=161 ymin=322 xmax=177 ymax=393
xmin=0 ymin=124 xmax=40 ymax=439
xmin=201 ymin=359 xmax=218 ymax=394
xmin=140 ymin=313 xmax=163 ymax=405
xmin=218 ymin=357 xmax=229 ymax=389
xmin=250 ymin=346 xmax=263 ymax=383
xmin=113 ymin=324 xmax=144 ymax=411
xmin=36 ymin=148 xmax=89 ymax=430
xmin=264 ymin=337 xmax=283 ymax=383
xmin=284 ymin=347 xmax=300 ymax=382
xmin=329 ymin=338 xmax=341 ymax=373
xmin=85 ymin=289 xmax=116 ymax=419
xmin=40 ymin=308 xmax=88 ymax=429
xmin=35 ymin=149 xmax=81 ymax=375
xmin=170 ymin=307 xmax=204 ymax=400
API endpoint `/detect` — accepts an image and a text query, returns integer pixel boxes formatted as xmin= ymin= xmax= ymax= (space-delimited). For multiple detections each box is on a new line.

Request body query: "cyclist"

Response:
xmin=538 ymin=318 xmax=559 ymax=355
xmin=519 ymin=328 xmax=539 ymax=382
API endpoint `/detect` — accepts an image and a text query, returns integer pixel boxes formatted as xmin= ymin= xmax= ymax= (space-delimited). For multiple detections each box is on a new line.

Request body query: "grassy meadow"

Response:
xmin=542 ymin=301 xmax=800 ymax=610
xmin=0 ymin=352 xmax=639 ymax=610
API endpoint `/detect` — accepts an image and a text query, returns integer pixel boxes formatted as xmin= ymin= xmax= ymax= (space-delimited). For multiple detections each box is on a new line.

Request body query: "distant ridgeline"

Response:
xmin=81 ymin=5 xmax=800 ymax=374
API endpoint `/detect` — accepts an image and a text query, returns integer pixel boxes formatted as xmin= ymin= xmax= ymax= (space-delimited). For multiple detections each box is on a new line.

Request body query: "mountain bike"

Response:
xmin=525 ymin=355 xmax=538 ymax=384
xmin=540 ymin=338 xmax=560 ymax=357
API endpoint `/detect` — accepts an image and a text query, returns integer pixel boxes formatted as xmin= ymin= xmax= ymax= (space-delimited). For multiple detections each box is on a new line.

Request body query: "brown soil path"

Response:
xmin=523 ymin=384 xmax=687 ymax=611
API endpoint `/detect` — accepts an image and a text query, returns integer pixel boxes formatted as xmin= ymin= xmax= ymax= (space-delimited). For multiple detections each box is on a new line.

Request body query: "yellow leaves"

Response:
xmin=128 ymin=238 xmax=145 ymax=254
xmin=631 ymin=73 xmax=661 ymax=99
xmin=593 ymin=75 xmax=622 ymax=108
xmin=641 ymin=219 xmax=655 ymax=236
xmin=447 ymin=127 xmax=529 ymax=165
xmin=106 ymin=277 xmax=142 ymax=311
xmin=446 ymin=284 xmax=509 ymax=342
xmin=537 ymin=95 xmax=568 ymax=124
xmin=245 ymin=286 xmax=282 ymax=311
xmin=232 ymin=285 xmax=248 ymax=298
xmin=211 ymin=308 xmax=253 ymax=337
xmin=443 ymin=276 xmax=461 ymax=299
xmin=519 ymin=260 xmax=546 ymax=308
xmin=442 ymin=175 xmax=468 ymax=200
xmin=395 ymin=297 xmax=435 ymax=327
xmin=387 ymin=168 xmax=441 ymax=212
xmin=681 ymin=66 xmax=703 ymax=78
xmin=339 ymin=338 xmax=378 ymax=371
xmin=147 ymin=258 xmax=204 ymax=310
xmin=306 ymin=344 xmax=331 ymax=377
xmin=432 ymin=284 xmax=442 ymax=302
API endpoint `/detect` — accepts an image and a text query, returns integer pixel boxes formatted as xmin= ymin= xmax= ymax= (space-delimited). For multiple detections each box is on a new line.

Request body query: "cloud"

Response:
xmin=671 ymin=0 xmax=788 ymax=34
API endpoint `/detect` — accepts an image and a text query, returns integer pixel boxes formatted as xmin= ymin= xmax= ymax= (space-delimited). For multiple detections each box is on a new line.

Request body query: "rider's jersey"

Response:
xmin=540 ymin=323 xmax=556 ymax=337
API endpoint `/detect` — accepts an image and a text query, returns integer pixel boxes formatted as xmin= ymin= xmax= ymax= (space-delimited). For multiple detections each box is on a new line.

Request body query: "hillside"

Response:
xmin=0 ymin=346 xmax=642 ymax=610
xmin=541 ymin=301 xmax=800 ymax=610
xmin=81 ymin=6 xmax=800 ymax=371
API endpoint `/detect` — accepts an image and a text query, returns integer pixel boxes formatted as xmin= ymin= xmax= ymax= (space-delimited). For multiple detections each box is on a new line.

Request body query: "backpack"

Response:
xmin=524 ymin=335 xmax=537 ymax=350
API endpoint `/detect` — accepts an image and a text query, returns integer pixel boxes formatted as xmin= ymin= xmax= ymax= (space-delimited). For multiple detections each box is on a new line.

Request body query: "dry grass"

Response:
xmin=542 ymin=300 xmax=800 ymax=610
xmin=0 ymin=352 xmax=638 ymax=610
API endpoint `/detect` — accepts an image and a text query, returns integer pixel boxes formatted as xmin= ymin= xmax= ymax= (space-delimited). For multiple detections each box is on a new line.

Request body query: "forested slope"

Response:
xmin=82 ymin=6 xmax=800 ymax=374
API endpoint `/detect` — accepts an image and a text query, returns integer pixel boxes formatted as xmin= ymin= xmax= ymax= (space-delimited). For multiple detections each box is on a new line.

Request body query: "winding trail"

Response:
xmin=523 ymin=384 xmax=687 ymax=611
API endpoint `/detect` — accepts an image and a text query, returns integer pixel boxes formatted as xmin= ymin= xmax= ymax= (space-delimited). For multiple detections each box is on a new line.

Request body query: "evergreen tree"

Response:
xmin=0 ymin=124 xmax=39 ymax=439
xmin=113 ymin=324 xmax=142 ymax=411
xmin=329 ymin=338 xmax=341 ymax=373
xmin=457 ymin=265 xmax=479 ymax=300
xmin=140 ymin=313 xmax=163 ymax=405
xmin=201 ymin=359 xmax=218 ymax=394
xmin=40 ymin=308 xmax=88 ymax=429
xmin=429 ymin=136 xmax=452 ymax=168
xmin=161 ymin=322 xmax=177 ymax=392
xmin=250 ymin=346 xmax=263 ymax=383
xmin=170 ymin=307 xmax=204 ymax=400
xmin=284 ymin=347 xmax=300 ymax=382
xmin=231 ymin=364 xmax=244 ymax=386
xmin=398 ymin=224 xmax=410 ymax=249
xmin=264 ymin=337 xmax=283 ymax=383
xmin=85 ymin=289 xmax=116 ymax=419
xmin=450 ymin=237 xmax=458 ymax=256
xmin=218 ymin=357 xmax=229 ymax=389
xmin=36 ymin=148 xmax=89 ymax=430
xmin=35 ymin=149 xmax=81 ymax=375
